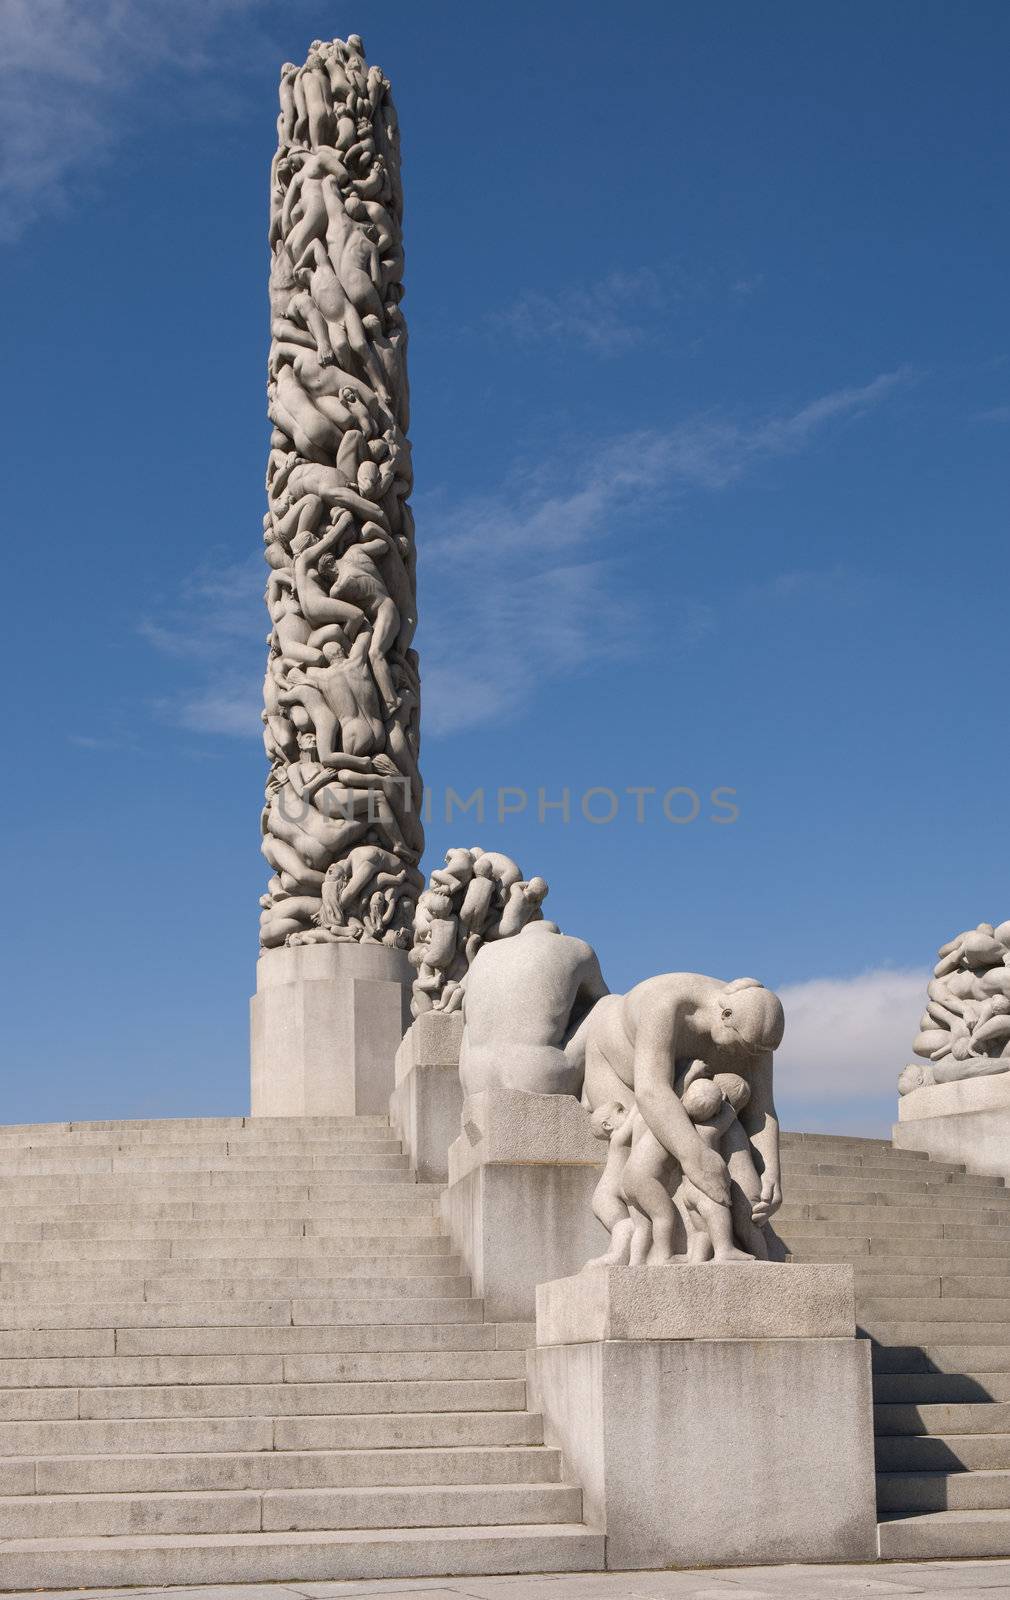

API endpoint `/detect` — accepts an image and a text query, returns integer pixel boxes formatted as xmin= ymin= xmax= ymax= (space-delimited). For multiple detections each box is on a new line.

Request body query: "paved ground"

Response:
xmin=12 ymin=1562 xmax=1010 ymax=1600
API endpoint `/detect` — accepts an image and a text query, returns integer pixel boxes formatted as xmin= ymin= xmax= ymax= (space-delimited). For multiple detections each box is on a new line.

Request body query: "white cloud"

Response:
xmin=0 ymin=0 xmax=268 ymax=235
xmin=489 ymin=269 xmax=668 ymax=356
xmin=775 ymin=968 xmax=926 ymax=1107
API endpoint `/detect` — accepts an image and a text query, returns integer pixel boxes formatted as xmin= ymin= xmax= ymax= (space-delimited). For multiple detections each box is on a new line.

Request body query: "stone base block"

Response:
xmin=250 ymin=943 xmax=412 ymax=1118
xmin=389 ymin=1013 xmax=464 ymax=1183
xmin=442 ymin=1088 xmax=606 ymax=1322
xmin=527 ymin=1264 xmax=876 ymax=1570
xmin=895 ymin=1072 xmax=1010 ymax=1181
xmin=537 ymin=1261 xmax=857 ymax=1345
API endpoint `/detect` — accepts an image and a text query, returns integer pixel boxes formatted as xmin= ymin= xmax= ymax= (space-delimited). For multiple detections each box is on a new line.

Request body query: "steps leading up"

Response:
xmin=0 ymin=1115 xmax=602 ymax=1589
xmin=779 ymin=1130 xmax=1010 ymax=1563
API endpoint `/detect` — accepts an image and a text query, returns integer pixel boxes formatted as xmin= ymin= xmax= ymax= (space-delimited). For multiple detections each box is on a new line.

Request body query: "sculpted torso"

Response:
xmin=459 ymin=922 xmax=608 ymax=1099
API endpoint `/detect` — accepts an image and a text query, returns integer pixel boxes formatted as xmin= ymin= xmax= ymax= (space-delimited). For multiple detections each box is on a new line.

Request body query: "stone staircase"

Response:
xmin=0 ymin=1115 xmax=603 ymax=1590
xmin=779 ymin=1130 xmax=1010 ymax=1562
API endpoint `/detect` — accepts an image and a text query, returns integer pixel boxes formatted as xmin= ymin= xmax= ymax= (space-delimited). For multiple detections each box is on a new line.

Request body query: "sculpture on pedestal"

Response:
xmin=408 ymin=847 xmax=554 ymax=1017
xmin=580 ymin=974 xmax=786 ymax=1264
xmin=258 ymin=35 xmax=423 ymax=952
xmin=899 ymin=920 xmax=1010 ymax=1094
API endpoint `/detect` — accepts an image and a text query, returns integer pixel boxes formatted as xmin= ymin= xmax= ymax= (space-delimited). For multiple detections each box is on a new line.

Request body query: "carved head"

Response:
xmin=589 ymin=1102 xmax=628 ymax=1141
xmin=681 ymin=1079 xmax=724 ymax=1124
xmin=713 ymin=1072 xmax=751 ymax=1113
xmin=711 ymin=979 xmax=785 ymax=1055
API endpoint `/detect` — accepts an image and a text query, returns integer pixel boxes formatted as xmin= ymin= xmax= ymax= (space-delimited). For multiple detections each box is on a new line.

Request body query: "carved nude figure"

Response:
xmin=459 ymin=920 xmax=609 ymax=1098
xmin=583 ymin=1102 xmax=637 ymax=1269
xmin=580 ymin=974 xmax=785 ymax=1220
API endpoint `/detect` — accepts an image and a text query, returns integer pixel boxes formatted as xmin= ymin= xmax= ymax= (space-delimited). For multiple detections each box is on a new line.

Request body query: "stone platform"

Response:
xmin=0 ymin=1115 xmax=601 ymax=1589
xmin=528 ymin=1262 xmax=877 ymax=1570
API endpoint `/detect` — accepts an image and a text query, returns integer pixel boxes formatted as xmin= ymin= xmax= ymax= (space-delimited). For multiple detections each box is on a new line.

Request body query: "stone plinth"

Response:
xmin=389 ymin=1012 xmax=464 ymax=1183
xmin=895 ymin=1072 xmax=1010 ymax=1180
xmin=527 ymin=1263 xmax=877 ymax=1571
xmin=442 ymin=1087 xmax=606 ymax=1322
xmin=250 ymin=943 xmax=412 ymax=1118
xmin=537 ymin=1261 xmax=855 ymax=1345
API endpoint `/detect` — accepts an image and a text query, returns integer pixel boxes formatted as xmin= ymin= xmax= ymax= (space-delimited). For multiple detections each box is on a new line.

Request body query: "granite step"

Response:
xmin=872 ymin=1345 xmax=1010 ymax=1375
xmin=875 ymin=1432 xmax=1010 ymax=1472
xmin=0 ymin=1350 xmax=528 ymax=1389
xmin=862 ymin=1321 xmax=1010 ymax=1345
xmin=790 ymin=1235 xmax=1010 ymax=1260
xmin=0 ymin=1522 xmax=606 ymax=1590
xmin=0 ymin=1378 xmax=530 ymax=1422
xmin=779 ymin=1203 xmax=1010 ymax=1228
xmin=861 ymin=1298 xmax=1010 ymax=1324
xmin=0 ymin=1295 xmax=484 ymax=1329
xmin=0 ymin=1238 xmax=456 ymax=1263
xmin=0 ymin=1409 xmax=546 ymax=1458
xmin=877 ymin=1507 xmax=1010 ymax=1559
xmin=25 ymin=1442 xmax=563 ymax=1495
xmin=874 ymin=1373 xmax=1010 ymax=1404
xmin=854 ymin=1273 xmax=1010 ymax=1298
xmin=0 ymin=1323 xmax=534 ymax=1360
xmin=877 ymin=1467 xmax=1010 ymax=1512
xmin=0 ymin=1274 xmax=475 ymax=1304
xmin=0 ymin=1199 xmax=445 ymax=1224
xmin=0 ymin=1117 xmax=390 ymax=1139
xmin=874 ymin=1400 xmax=1010 ymax=1437
xmin=0 ymin=1480 xmax=583 ymax=1539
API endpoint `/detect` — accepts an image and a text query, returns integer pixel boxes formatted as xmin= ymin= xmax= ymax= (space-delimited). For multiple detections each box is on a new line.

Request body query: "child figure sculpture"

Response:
xmin=582 ymin=1067 xmax=773 ymax=1268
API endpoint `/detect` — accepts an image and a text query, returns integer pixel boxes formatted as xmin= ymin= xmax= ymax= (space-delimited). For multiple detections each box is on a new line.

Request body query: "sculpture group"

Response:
xmin=899 ymin=920 xmax=1010 ymax=1094
xmin=259 ymin=36 xmax=422 ymax=952
xmin=410 ymin=851 xmax=787 ymax=1264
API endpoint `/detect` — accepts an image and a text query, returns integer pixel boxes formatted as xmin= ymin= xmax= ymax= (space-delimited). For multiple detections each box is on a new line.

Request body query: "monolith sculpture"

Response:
xmin=251 ymin=35 xmax=421 ymax=1117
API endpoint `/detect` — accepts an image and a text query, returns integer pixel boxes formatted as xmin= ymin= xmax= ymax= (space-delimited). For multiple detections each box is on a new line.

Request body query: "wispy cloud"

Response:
xmin=140 ymin=556 xmax=265 ymax=737
xmin=143 ymin=371 xmax=908 ymax=739
xmin=773 ymin=967 xmax=926 ymax=1133
xmin=0 ymin=0 xmax=268 ymax=236
xmin=488 ymin=264 xmax=770 ymax=357
xmin=489 ymin=269 xmax=670 ymax=356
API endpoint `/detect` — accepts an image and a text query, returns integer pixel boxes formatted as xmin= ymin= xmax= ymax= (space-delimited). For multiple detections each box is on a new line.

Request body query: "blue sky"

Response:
xmin=2 ymin=0 xmax=1007 ymax=1135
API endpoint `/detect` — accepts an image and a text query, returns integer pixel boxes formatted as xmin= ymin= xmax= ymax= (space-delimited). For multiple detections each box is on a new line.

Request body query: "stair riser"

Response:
xmin=877 ymin=1471 xmax=1010 ymax=1512
xmin=878 ymin=1516 xmax=1010 ymax=1559
xmin=0 ymin=1227 xmax=449 ymax=1248
xmin=874 ymin=1374 xmax=1010 ymax=1403
xmin=0 ymin=1194 xmax=443 ymax=1216
xmin=0 ymin=1526 xmax=605 ymax=1589
xmin=873 ymin=1346 xmax=1010 ymax=1376
xmin=0 ymin=1411 xmax=544 ymax=1456
xmin=0 ymin=1324 xmax=513 ymax=1359
xmin=0 ymin=1253 xmax=462 ymax=1275
xmin=33 ymin=1445 xmax=563 ymax=1495
xmin=786 ymin=1236 xmax=1010 ymax=1260
xmin=0 ymin=1276 xmax=473 ymax=1301
xmin=0 ymin=1297 xmax=483 ymax=1329
xmin=0 ymin=1483 xmax=582 ymax=1540
xmin=0 ymin=1379 xmax=529 ymax=1422
xmin=876 ymin=1435 xmax=1010 ymax=1471
xmin=0 ymin=1351 xmax=526 ymax=1388
xmin=875 ymin=1400 xmax=1010 ymax=1437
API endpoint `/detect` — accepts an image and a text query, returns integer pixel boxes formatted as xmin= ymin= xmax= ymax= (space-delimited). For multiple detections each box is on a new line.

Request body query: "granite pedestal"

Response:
xmin=250 ymin=942 xmax=412 ymax=1117
xmin=442 ymin=1088 xmax=607 ymax=1322
xmin=389 ymin=1012 xmax=465 ymax=1183
xmin=894 ymin=1072 xmax=1010 ymax=1181
xmin=527 ymin=1263 xmax=878 ymax=1570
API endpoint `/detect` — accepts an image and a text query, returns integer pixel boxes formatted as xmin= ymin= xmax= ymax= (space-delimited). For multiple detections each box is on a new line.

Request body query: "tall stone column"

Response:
xmin=250 ymin=36 xmax=422 ymax=1117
